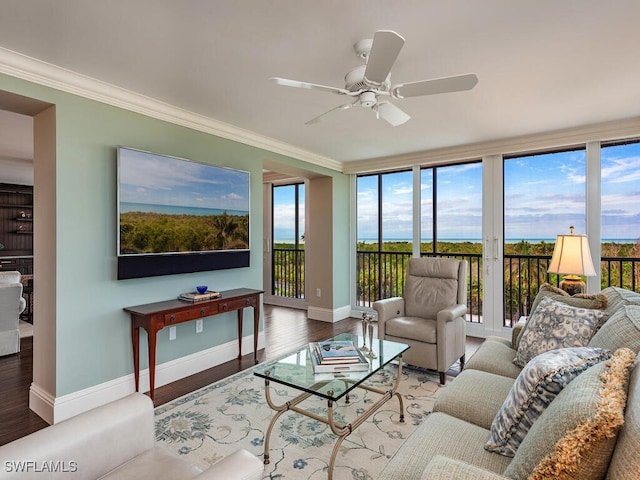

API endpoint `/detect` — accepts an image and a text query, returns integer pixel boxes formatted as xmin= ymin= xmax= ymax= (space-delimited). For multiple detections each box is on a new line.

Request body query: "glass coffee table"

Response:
xmin=253 ymin=333 xmax=410 ymax=480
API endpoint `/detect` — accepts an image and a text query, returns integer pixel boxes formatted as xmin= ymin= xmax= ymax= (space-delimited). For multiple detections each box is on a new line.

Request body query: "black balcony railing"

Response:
xmin=356 ymin=250 xmax=484 ymax=323
xmin=601 ymin=256 xmax=640 ymax=291
xmin=271 ymin=246 xmax=640 ymax=321
xmin=356 ymin=250 xmax=640 ymax=328
xmin=272 ymin=247 xmax=305 ymax=299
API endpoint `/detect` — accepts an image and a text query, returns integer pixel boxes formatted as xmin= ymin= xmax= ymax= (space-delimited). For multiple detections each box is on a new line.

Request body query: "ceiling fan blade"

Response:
xmin=305 ymin=101 xmax=358 ymax=125
xmin=392 ymin=73 xmax=478 ymax=99
xmin=364 ymin=30 xmax=405 ymax=85
xmin=377 ymin=102 xmax=410 ymax=126
xmin=270 ymin=77 xmax=350 ymax=95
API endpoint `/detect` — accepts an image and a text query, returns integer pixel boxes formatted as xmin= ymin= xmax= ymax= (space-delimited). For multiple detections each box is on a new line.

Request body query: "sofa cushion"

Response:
xmin=420 ymin=455 xmax=510 ymax=480
xmin=504 ymin=348 xmax=636 ymax=480
xmin=514 ymin=297 xmax=605 ymax=367
xmin=601 ymin=286 xmax=640 ymax=321
xmin=380 ymin=412 xmax=512 ymax=480
xmin=517 ymin=284 xmax=608 ymax=349
xmin=528 ymin=283 xmax=608 ymax=318
xmin=434 ymin=369 xmax=515 ymax=430
xmin=485 ymin=347 xmax=611 ymax=457
xmin=588 ymin=304 xmax=640 ymax=354
xmin=464 ymin=337 xmax=522 ymax=379
xmin=528 ymin=348 xmax=636 ymax=480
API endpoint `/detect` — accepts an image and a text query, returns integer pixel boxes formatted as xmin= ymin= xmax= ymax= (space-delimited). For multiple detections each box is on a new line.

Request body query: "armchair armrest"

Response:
xmin=437 ymin=304 xmax=467 ymax=323
xmin=421 ymin=455 xmax=510 ymax=480
xmin=18 ymin=296 xmax=26 ymax=315
xmin=372 ymin=297 xmax=404 ymax=337
xmin=195 ymin=449 xmax=263 ymax=480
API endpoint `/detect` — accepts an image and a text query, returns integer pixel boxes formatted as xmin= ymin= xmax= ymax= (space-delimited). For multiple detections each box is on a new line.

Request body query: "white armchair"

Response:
xmin=373 ymin=257 xmax=468 ymax=385
xmin=0 ymin=270 xmax=26 ymax=356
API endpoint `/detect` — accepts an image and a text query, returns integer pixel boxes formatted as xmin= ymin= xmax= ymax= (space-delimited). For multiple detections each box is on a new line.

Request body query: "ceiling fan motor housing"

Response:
xmin=345 ymin=64 xmax=390 ymax=99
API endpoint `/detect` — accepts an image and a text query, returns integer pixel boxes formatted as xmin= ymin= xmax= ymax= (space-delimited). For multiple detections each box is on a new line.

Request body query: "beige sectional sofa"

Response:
xmin=380 ymin=286 xmax=640 ymax=480
xmin=0 ymin=393 xmax=263 ymax=480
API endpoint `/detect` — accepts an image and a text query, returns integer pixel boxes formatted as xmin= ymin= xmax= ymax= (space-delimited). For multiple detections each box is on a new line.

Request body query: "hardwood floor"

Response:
xmin=0 ymin=305 xmax=483 ymax=446
xmin=0 ymin=337 xmax=48 ymax=446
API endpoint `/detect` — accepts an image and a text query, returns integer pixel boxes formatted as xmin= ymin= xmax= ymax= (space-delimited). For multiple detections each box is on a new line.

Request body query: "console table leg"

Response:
xmin=131 ymin=323 xmax=140 ymax=393
xmin=148 ymin=328 xmax=157 ymax=402
xmin=253 ymin=301 xmax=260 ymax=364
xmin=237 ymin=309 xmax=243 ymax=360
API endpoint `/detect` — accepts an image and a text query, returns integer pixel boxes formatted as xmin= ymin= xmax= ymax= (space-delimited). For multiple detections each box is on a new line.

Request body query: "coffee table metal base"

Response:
xmin=261 ymin=357 xmax=405 ymax=480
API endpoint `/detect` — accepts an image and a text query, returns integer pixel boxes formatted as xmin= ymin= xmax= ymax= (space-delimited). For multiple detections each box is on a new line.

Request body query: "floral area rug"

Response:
xmin=155 ymin=364 xmax=446 ymax=480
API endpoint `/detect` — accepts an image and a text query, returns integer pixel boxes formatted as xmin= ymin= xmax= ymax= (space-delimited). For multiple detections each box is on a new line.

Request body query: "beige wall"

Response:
xmin=306 ymin=176 xmax=333 ymax=315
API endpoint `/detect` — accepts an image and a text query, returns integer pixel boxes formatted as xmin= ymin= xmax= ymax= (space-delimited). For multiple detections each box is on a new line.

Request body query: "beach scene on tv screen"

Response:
xmin=118 ymin=148 xmax=249 ymax=255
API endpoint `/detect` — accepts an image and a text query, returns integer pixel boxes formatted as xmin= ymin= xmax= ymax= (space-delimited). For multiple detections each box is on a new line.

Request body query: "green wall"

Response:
xmin=0 ymin=73 xmax=351 ymax=397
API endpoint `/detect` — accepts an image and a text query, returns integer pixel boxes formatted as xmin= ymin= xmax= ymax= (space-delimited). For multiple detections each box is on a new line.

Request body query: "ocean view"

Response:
xmin=120 ymin=202 xmax=248 ymax=217
xmin=274 ymin=237 xmax=639 ymax=244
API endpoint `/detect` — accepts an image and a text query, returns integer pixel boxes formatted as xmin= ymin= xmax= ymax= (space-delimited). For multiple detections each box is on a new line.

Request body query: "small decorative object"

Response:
xmin=367 ymin=320 xmax=376 ymax=359
xmin=19 ymin=211 xmax=26 ymax=218
xmin=196 ymin=285 xmax=208 ymax=294
xmin=360 ymin=312 xmax=370 ymax=351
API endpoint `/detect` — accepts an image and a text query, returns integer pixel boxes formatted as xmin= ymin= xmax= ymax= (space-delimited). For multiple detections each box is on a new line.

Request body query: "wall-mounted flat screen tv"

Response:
xmin=117 ymin=147 xmax=250 ymax=279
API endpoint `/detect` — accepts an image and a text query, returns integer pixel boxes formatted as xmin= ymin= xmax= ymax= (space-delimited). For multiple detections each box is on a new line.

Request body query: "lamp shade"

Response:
xmin=547 ymin=232 xmax=596 ymax=277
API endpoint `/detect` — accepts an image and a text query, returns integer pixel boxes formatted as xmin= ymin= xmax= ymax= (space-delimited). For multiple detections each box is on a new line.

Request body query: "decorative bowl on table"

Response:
xmin=196 ymin=285 xmax=208 ymax=294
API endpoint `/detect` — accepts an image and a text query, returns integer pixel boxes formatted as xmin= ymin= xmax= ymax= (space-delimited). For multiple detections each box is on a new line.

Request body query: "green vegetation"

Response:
xmin=270 ymin=239 xmax=640 ymax=318
xmin=272 ymin=243 xmax=305 ymax=297
xmin=354 ymin=240 xmax=640 ymax=322
xmin=120 ymin=211 xmax=248 ymax=254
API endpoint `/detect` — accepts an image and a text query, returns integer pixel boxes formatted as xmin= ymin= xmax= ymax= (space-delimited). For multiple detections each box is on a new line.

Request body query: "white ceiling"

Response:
xmin=1 ymin=0 xmax=640 ymax=170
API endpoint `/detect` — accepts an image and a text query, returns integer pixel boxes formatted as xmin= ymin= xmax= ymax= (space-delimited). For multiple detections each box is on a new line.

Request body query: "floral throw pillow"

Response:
xmin=514 ymin=296 xmax=605 ymax=368
xmin=486 ymin=347 xmax=611 ymax=457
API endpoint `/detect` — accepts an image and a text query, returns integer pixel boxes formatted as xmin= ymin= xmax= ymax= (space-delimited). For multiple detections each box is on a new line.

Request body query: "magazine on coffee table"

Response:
xmin=309 ymin=344 xmax=369 ymax=373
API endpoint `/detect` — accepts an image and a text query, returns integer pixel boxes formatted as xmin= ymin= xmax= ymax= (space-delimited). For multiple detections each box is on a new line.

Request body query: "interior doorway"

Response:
xmin=0 ymin=89 xmax=55 ymax=422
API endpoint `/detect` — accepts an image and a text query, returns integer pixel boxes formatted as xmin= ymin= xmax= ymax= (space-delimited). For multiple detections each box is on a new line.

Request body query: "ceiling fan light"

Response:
xmin=360 ymin=91 xmax=376 ymax=107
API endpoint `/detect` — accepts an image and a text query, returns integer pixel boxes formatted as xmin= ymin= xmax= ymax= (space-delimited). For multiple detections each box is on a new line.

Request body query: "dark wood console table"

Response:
xmin=124 ymin=288 xmax=263 ymax=401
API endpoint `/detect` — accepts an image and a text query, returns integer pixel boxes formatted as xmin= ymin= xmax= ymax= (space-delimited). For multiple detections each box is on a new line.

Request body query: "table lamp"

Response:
xmin=547 ymin=226 xmax=596 ymax=295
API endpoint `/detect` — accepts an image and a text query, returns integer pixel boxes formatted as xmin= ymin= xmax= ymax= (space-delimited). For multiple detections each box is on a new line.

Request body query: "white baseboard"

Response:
xmin=307 ymin=304 xmax=352 ymax=323
xmin=29 ymin=331 xmax=265 ymax=423
xmin=28 ymin=383 xmax=56 ymax=425
xmin=263 ymin=295 xmax=308 ymax=309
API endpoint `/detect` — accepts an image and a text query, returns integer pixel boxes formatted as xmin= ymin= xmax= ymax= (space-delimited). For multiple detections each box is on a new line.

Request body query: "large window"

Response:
xmin=355 ymin=139 xmax=640 ymax=335
xmin=272 ymin=183 xmax=305 ymax=298
xmin=355 ymin=163 xmax=482 ymax=313
xmin=503 ymin=148 xmax=586 ymax=321
xmin=421 ymin=163 xmax=483 ymax=321
xmin=356 ymin=171 xmax=412 ymax=305
xmin=601 ymin=140 xmax=640 ymax=290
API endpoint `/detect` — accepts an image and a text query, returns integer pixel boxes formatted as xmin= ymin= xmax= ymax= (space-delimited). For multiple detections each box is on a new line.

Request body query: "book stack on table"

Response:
xmin=309 ymin=340 xmax=369 ymax=373
xmin=178 ymin=291 xmax=221 ymax=303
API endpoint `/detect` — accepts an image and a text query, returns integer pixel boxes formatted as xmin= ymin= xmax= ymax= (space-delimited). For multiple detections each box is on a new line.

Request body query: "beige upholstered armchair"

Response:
xmin=373 ymin=257 xmax=468 ymax=385
xmin=0 ymin=270 xmax=26 ymax=356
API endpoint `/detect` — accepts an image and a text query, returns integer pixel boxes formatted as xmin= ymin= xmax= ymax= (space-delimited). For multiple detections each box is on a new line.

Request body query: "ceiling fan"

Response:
xmin=270 ymin=30 xmax=478 ymax=126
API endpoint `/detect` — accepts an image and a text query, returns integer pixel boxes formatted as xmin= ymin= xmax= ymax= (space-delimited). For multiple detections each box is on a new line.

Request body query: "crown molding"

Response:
xmin=344 ymin=117 xmax=640 ymax=174
xmin=0 ymin=47 xmax=343 ymax=173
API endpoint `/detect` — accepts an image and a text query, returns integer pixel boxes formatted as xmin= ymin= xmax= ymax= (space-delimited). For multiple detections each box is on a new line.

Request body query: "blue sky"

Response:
xmin=272 ymin=144 xmax=640 ymax=243
xmin=354 ymin=144 xmax=640 ymax=242
xmin=273 ymin=184 xmax=305 ymax=242
xmin=119 ymin=148 xmax=249 ymax=212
